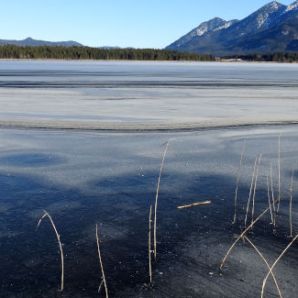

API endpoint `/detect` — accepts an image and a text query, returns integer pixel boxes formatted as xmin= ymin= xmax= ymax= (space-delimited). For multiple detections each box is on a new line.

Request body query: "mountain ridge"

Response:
xmin=166 ymin=1 xmax=298 ymax=56
xmin=0 ymin=37 xmax=83 ymax=47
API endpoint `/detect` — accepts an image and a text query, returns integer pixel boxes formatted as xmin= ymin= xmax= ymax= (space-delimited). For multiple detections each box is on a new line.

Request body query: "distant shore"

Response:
xmin=0 ymin=45 xmax=297 ymax=62
xmin=0 ymin=58 xmax=297 ymax=65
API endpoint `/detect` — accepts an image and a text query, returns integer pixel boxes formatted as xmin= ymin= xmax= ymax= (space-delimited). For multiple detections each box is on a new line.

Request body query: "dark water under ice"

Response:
xmin=0 ymin=126 xmax=297 ymax=297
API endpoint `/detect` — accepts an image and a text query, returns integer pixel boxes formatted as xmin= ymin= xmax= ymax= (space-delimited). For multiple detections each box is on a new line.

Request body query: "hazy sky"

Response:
xmin=0 ymin=0 xmax=294 ymax=48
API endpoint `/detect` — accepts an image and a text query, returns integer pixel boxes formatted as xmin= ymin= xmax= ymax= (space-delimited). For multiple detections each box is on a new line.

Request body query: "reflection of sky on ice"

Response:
xmin=0 ymin=125 xmax=297 ymax=197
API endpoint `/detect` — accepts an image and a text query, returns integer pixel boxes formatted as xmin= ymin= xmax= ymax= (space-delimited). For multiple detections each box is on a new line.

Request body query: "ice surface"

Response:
xmin=1 ymin=125 xmax=298 ymax=297
xmin=0 ymin=60 xmax=297 ymax=131
xmin=1 ymin=61 xmax=298 ymax=297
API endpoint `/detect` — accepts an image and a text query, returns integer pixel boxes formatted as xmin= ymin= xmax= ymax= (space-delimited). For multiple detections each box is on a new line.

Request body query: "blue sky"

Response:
xmin=0 ymin=0 xmax=294 ymax=48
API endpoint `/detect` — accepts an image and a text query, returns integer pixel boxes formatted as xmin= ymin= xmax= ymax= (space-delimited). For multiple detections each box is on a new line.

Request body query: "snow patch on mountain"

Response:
xmin=253 ymin=1 xmax=286 ymax=29
xmin=193 ymin=18 xmax=227 ymax=37
xmin=213 ymin=20 xmax=238 ymax=32
xmin=195 ymin=25 xmax=210 ymax=37
xmin=286 ymin=0 xmax=298 ymax=12
xmin=196 ymin=19 xmax=237 ymax=35
xmin=257 ymin=14 xmax=268 ymax=28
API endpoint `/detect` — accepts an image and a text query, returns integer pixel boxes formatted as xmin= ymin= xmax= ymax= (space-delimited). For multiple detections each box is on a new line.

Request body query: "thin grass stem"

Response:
xmin=232 ymin=141 xmax=246 ymax=224
xmin=177 ymin=200 xmax=211 ymax=209
xmin=153 ymin=141 xmax=169 ymax=260
xmin=37 ymin=210 xmax=64 ymax=292
xmin=220 ymin=206 xmax=269 ymax=271
xmin=289 ymin=169 xmax=294 ymax=238
xmin=148 ymin=205 xmax=153 ymax=284
xmin=270 ymin=163 xmax=277 ymax=227
xmin=244 ymin=236 xmax=283 ymax=298
xmin=96 ymin=224 xmax=109 ymax=298
xmin=251 ymin=154 xmax=262 ymax=225
xmin=267 ymin=176 xmax=274 ymax=225
xmin=261 ymin=235 xmax=298 ymax=298
xmin=244 ymin=156 xmax=258 ymax=227
xmin=277 ymin=134 xmax=281 ymax=213
xmin=270 ymin=163 xmax=276 ymax=213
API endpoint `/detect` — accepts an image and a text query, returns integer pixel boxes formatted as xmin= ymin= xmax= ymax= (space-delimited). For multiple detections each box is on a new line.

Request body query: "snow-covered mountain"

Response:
xmin=226 ymin=1 xmax=286 ymax=36
xmin=169 ymin=17 xmax=238 ymax=49
xmin=167 ymin=1 xmax=298 ymax=56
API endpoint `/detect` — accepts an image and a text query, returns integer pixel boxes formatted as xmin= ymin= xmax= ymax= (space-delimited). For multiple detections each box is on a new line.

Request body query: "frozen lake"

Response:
xmin=0 ymin=60 xmax=297 ymax=130
xmin=0 ymin=61 xmax=298 ymax=297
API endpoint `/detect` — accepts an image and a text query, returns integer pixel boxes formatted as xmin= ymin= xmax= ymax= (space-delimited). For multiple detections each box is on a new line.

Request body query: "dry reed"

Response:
xmin=270 ymin=163 xmax=276 ymax=215
xmin=220 ymin=206 xmax=269 ymax=270
xmin=37 ymin=210 xmax=64 ymax=292
xmin=96 ymin=224 xmax=109 ymax=298
xmin=289 ymin=169 xmax=294 ymax=238
xmin=148 ymin=205 xmax=153 ymax=284
xmin=177 ymin=200 xmax=211 ymax=209
xmin=232 ymin=141 xmax=246 ymax=224
xmin=261 ymin=234 xmax=298 ymax=298
xmin=244 ymin=156 xmax=259 ymax=227
xmin=221 ymin=161 xmax=283 ymax=271
xmin=251 ymin=154 xmax=262 ymax=225
xmin=277 ymin=135 xmax=281 ymax=213
xmin=244 ymin=236 xmax=283 ymax=298
xmin=267 ymin=176 xmax=274 ymax=225
xmin=153 ymin=141 xmax=169 ymax=260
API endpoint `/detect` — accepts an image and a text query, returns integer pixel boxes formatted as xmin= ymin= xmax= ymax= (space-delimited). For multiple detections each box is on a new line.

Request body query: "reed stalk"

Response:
xmin=270 ymin=164 xmax=275 ymax=210
xmin=221 ymin=180 xmax=282 ymax=272
xmin=148 ymin=205 xmax=153 ymax=284
xmin=220 ymin=206 xmax=269 ymax=271
xmin=96 ymin=224 xmax=109 ymax=298
xmin=270 ymin=163 xmax=276 ymax=226
xmin=153 ymin=141 xmax=169 ymax=260
xmin=289 ymin=169 xmax=294 ymax=238
xmin=177 ymin=200 xmax=211 ymax=209
xmin=37 ymin=210 xmax=64 ymax=292
xmin=277 ymin=135 xmax=281 ymax=212
xmin=261 ymin=234 xmax=298 ymax=298
xmin=251 ymin=154 xmax=262 ymax=225
xmin=244 ymin=156 xmax=258 ymax=227
xmin=232 ymin=141 xmax=246 ymax=224
xmin=244 ymin=236 xmax=283 ymax=298
xmin=267 ymin=176 xmax=274 ymax=225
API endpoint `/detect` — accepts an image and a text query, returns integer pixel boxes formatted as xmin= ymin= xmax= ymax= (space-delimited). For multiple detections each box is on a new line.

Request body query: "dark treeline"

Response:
xmin=0 ymin=45 xmax=296 ymax=62
xmin=0 ymin=45 xmax=214 ymax=61
xmin=224 ymin=52 xmax=298 ymax=62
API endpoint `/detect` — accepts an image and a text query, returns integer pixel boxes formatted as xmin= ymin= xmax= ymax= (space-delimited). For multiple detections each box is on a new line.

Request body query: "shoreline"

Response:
xmin=0 ymin=58 xmax=297 ymax=64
